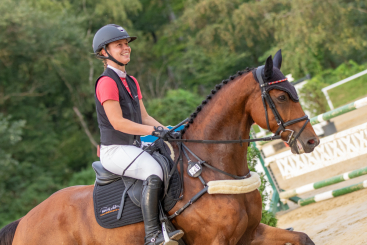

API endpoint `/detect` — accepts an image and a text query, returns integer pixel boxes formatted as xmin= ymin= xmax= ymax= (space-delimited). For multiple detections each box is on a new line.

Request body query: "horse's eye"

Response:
xmin=278 ymin=95 xmax=286 ymax=101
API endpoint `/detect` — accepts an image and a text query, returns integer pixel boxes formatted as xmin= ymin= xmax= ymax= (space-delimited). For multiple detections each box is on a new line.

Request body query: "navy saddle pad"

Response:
xmin=92 ymin=152 xmax=181 ymax=229
xmin=93 ymin=178 xmax=143 ymax=229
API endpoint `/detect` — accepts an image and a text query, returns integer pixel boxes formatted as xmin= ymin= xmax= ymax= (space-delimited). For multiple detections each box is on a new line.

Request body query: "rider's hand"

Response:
xmin=152 ymin=126 xmax=181 ymax=141
xmin=152 ymin=126 xmax=170 ymax=141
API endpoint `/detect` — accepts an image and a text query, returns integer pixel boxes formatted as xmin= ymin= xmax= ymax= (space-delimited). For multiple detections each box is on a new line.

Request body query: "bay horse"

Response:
xmin=1 ymin=51 xmax=318 ymax=245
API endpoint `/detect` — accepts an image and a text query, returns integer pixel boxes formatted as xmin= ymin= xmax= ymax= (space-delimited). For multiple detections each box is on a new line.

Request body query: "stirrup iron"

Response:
xmin=162 ymin=222 xmax=178 ymax=245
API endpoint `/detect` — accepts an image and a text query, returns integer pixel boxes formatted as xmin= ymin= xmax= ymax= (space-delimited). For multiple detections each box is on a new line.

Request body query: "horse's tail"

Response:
xmin=0 ymin=219 xmax=21 ymax=245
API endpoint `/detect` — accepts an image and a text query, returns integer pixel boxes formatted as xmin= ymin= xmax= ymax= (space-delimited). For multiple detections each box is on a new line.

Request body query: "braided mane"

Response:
xmin=181 ymin=67 xmax=255 ymax=135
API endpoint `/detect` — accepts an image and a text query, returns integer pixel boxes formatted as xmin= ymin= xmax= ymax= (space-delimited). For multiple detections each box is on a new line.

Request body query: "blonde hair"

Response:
xmin=97 ymin=50 xmax=108 ymax=69
xmin=97 ymin=45 xmax=109 ymax=69
xmin=102 ymin=58 xmax=107 ymax=70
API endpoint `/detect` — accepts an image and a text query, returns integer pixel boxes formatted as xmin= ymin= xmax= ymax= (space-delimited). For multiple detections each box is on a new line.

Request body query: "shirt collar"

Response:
xmin=107 ymin=65 xmax=126 ymax=78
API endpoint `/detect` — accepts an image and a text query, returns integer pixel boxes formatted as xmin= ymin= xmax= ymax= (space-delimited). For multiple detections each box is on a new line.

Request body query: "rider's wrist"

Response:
xmin=150 ymin=126 xmax=155 ymax=135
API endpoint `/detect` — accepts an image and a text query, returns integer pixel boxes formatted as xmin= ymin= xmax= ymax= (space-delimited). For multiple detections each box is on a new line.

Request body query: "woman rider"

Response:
xmin=92 ymin=24 xmax=184 ymax=245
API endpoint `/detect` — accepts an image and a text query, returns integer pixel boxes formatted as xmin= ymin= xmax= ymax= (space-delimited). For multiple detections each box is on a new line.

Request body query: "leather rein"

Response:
xmin=163 ymin=66 xmax=310 ymax=220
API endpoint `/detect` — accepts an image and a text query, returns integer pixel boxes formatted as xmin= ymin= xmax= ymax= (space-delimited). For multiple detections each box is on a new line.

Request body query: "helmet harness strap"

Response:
xmin=95 ymin=45 xmax=128 ymax=67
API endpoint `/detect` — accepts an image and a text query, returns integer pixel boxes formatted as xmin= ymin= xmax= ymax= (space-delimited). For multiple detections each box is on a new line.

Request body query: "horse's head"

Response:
xmin=249 ymin=50 xmax=319 ymax=154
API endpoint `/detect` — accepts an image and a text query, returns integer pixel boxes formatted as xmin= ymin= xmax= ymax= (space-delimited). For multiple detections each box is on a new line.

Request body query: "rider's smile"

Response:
xmin=107 ymin=40 xmax=131 ymax=65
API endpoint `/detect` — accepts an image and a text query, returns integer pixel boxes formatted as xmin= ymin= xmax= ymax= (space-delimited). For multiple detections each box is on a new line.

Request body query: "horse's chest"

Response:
xmin=177 ymin=195 xmax=249 ymax=244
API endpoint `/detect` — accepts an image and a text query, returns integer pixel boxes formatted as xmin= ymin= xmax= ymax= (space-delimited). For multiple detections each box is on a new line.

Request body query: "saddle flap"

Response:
xmin=152 ymin=152 xmax=171 ymax=197
xmin=122 ymin=176 xmax=144 ymax=207
xmin=120 ymin=150 xmax=175 ymax=207
xmin=92 ymin=161 xmax=121 ymax=186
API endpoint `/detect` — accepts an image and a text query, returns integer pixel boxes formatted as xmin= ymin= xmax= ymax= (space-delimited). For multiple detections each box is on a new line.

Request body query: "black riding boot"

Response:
xmin=142 ymin=175 xmax=184 ymax=245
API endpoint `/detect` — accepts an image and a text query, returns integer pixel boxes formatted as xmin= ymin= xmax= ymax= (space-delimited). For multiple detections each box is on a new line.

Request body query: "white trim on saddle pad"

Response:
xmin=163 ymin=141 xmax=175 ymax=160
xmin=207 ymin=172 xmax=261 ymax=194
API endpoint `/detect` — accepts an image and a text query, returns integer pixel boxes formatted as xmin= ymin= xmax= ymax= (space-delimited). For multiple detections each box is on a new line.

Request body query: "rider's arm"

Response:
xmin=103 ymin=100 xmax=154 ymax=135
xmin=139 ymin=100 xmax=168 ymax=129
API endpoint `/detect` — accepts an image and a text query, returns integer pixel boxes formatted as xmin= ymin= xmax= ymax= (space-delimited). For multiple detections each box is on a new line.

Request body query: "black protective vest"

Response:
xmin=95 ymin=68 xmax=142 ymax=146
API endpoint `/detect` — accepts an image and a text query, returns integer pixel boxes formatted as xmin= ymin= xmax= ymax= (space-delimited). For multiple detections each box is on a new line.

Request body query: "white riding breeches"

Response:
xmin=100 ymin=145 xmax=163 ymax=181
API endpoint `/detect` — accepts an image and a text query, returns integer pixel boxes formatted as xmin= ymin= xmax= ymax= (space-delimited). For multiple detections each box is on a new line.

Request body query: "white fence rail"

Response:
xmin=322 ymin=69 xmax=367 ymax=110
xmin=265 ymin=122 xmax=367 ymax=179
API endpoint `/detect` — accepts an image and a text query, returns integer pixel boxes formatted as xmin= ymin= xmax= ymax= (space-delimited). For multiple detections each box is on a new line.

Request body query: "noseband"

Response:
xmin=255 ymin=66 xmax=309 ymax=148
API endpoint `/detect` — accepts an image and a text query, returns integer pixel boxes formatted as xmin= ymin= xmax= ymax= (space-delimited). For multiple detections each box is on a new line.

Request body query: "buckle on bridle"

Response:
xmin=279 ymin=129 xmax=295 ymax=144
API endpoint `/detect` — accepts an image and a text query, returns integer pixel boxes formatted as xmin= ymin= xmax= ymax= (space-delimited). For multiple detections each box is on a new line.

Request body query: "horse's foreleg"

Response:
xmin=250 ymin=224 xmax=315 ymax=245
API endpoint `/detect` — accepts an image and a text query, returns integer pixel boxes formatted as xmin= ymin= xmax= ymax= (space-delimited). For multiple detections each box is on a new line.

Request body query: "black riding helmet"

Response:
xmin=93 ymin=24 xmax=137 ymax=66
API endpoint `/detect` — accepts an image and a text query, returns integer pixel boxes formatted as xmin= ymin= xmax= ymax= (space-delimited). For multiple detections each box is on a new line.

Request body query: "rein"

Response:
xmin=168 ymin=135 xmax=281 ymax=144
xmin=167 ymin=118 xmax=282 ymax=144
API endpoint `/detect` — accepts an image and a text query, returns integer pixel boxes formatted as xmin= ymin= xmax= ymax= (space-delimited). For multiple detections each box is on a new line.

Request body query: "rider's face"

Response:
xmin=104 ymin=39 xmax=131 ymax=65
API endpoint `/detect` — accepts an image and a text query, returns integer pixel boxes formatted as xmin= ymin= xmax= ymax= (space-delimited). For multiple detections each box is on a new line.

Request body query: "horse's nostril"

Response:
xmin=308 ymin=139 xmax=315 ymax=145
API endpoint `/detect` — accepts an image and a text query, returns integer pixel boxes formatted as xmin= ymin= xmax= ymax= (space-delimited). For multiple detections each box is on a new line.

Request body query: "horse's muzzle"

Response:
xmin=291 ymin=136 xmax=320 ymax=154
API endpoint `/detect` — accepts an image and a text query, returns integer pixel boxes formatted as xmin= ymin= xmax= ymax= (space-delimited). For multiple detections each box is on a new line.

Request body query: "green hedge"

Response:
xmin=299 ymin=61 xmax=367 ymax=116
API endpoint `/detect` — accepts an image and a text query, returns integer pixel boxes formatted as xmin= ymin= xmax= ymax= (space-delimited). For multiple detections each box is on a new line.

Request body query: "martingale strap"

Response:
xmin=168 ymin=142 xmax=251 ymax=220
xmin=182 ymin=144 xmax=251 ymax=180
xmin=168 ymin=187 xmax=208 ymax=220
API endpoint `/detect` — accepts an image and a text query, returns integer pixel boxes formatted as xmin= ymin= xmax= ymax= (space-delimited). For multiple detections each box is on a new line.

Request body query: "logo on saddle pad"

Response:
xmin=99 ymin=205 xmax=120 ymax=216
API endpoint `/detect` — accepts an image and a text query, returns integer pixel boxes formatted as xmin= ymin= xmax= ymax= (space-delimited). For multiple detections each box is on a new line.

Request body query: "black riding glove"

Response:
xmin=152 ymin=126 xmax=181 ymax=141
xmin=152 ymin=126 xmax=170 ymax=141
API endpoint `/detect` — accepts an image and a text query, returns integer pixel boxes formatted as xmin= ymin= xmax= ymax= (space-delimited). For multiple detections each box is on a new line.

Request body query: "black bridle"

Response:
xmin=255 ymin=65 xmax=310 ymax=148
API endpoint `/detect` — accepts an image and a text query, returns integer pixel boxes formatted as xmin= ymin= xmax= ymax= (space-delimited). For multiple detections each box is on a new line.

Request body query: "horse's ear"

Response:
xmin=264 ymin=55 xmax=273 ymax=80
xmin=273 ymin=49 xmax=282 ymax=69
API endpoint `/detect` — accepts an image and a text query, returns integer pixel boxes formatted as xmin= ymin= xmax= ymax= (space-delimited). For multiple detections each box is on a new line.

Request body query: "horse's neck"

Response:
xmin=183 ymin=74 xmax=255 ymax=179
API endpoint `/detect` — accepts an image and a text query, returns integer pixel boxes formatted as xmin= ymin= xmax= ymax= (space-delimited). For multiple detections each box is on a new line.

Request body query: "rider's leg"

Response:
xmin=99 ymin=145 xmax=163 ymax=180
xmin=141 ymin=175 xmax=184 ymax=245
xmin=100 ymin=145 xmax=184 ymax=244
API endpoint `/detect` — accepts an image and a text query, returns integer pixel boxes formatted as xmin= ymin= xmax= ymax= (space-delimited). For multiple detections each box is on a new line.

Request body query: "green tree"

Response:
xmin=0 ymin=114 xmax=26 ymax=226
xmin=146 ymin=89 xmax=203 ymax=125
xmin=0 ymin=0 xmax=97 ymax=226
xmin=269 ymin=0 xmax=367 ymax=78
